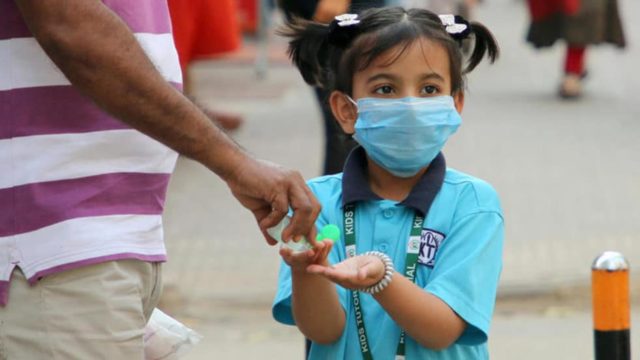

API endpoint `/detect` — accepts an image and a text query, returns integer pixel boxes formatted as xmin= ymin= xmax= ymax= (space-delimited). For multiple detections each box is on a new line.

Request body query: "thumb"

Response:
xmin=258 ymin=194 xmax=289 ymax=234
xmin=358 ymin=268 xmax=369 ymax=281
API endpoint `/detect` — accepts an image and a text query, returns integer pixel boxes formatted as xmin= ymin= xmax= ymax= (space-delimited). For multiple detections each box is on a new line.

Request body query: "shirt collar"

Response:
xmin=341 ymin=146 xmax=446 ymax=216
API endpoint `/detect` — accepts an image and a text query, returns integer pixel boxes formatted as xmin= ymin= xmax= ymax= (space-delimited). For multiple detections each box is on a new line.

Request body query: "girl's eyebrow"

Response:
xmin=419 ymin=73 xmax=445 ymax=82
xmin=366 ymin=73 xmax=399 ymax=84
xmin=367 ymin=72 xmax=445 ymax=84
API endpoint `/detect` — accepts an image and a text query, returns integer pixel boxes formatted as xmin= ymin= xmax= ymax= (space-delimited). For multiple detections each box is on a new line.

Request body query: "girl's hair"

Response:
xmin=278 ymin=7 xmax=499 ymax=95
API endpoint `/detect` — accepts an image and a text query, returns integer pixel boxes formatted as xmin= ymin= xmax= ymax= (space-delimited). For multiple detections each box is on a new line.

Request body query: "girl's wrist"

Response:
xmin=293 ymin=262 xmax=323 ymax=276
xmin=291 ymin=263 xmax=312 ymax=275
xmin=359 ymin=251 xmax=394 ymax=294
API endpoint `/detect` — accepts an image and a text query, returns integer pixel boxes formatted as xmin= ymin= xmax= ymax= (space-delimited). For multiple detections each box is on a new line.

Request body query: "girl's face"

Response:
xmin=330 ymin=37 xmax=464 ymax=134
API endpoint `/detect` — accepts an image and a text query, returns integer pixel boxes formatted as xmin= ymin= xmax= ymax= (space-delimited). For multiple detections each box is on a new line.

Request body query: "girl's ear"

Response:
xmin=329 ymin=91 xmax=358 ymax=134
xmin=453 ymin=90 xmax=465 ymax=114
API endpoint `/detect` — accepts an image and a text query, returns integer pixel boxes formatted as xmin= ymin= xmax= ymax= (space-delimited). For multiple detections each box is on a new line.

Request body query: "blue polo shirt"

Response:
xmin=273 ymin=147 xmax=504 ymax=359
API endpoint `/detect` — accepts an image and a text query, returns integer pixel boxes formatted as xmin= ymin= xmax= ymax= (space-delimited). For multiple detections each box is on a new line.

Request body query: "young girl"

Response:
xmin=273 ymin=7 xmax=504 ymax=359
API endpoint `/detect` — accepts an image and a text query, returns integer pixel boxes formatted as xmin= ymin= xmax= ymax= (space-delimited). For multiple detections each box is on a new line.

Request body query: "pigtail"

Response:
xmin=464 ymin=21 xmax=500 ymax=73
xmin=276 ymin=18 xmax=333 ymax=87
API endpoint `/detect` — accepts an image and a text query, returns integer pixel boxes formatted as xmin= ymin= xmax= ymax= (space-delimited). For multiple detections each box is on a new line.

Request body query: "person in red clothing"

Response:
xmin=526 ymin=0 xmax=626 ymax=99
xmin=168 ymin=0 xmax=243 ymax=130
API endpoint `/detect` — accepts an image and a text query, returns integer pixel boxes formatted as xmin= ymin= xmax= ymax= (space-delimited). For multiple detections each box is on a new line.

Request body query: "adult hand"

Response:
xmin=224 ymin=156 xmax=321 ymax=245
xmin=307 ymin=254 xmax=385 ymax=290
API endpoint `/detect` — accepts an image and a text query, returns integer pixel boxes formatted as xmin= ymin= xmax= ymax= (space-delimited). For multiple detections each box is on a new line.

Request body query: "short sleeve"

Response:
xmin=272 ymin=260 xmax=295 ymax=325
xmin=424 ymin=211 xmax=504 ymax=345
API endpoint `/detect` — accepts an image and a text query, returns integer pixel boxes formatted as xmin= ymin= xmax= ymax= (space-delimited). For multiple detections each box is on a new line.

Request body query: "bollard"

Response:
xmin=592 ymin=251 xmax=631 ymax=360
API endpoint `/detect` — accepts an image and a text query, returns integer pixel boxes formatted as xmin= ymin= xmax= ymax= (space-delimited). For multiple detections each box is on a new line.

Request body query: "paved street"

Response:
xmin=159 ymin=0 xmax=640 ymax=358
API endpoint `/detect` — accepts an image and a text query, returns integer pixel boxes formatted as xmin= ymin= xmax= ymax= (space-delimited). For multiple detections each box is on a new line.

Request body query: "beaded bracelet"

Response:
xmin=359 ymin=251 xmax=395 ymax=294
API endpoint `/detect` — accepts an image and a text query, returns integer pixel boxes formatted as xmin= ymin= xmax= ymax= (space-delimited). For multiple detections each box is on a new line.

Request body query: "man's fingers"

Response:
xmin=259 ymin=194 xmax=289 ymax=236
xmin=261 ymin=228 xmax=278 ymax=246
xmin=246 ymin=205 xmax=278 ymax=245
xmin=303 ymin=185 xmax=321 ymax=246
xmin=249 ymin=204 xmax=274 ymax=242
xmin=233 ymin=163 xmax=320 ymax=246
xmin=284 ymin=176 xmax=320 ymax=242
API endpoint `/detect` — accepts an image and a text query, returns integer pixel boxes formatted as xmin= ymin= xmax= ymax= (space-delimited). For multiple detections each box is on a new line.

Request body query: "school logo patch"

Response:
xmin=418 ymin=229 xmax=445 ymax=267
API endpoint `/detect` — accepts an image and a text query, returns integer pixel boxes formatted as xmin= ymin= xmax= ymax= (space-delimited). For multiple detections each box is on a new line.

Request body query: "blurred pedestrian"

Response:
xmin=278 ymin=0 xmax=385 ymax=175
xmin=168 ymin=0 xmax=244 ymax=130
xmin=526 ymin=0 xmax=626 ymax=99
xmin=273 ymin=7 xmax=504 ymax=359
xmin=2 ymin=1 xmax=320 ymax=358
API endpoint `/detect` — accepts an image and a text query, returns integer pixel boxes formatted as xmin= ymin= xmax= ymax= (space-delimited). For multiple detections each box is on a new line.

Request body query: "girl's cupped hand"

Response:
xmin=307 ymin=254 xmax=385 ymax=290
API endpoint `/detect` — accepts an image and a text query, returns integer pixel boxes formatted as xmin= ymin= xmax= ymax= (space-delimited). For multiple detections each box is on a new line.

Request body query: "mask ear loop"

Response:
xmin=344 ymin=95 xmax=359 ymax=114
xmin=342 ymin=95 xmax=359 ymax=137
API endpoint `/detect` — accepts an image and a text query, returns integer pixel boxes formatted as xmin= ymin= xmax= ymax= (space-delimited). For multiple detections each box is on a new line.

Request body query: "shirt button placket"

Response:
xmin=378 ymin=207 xmax=395 ymax=252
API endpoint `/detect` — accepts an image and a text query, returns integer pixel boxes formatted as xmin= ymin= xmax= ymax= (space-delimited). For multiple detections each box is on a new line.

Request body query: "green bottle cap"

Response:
xmin=317 ymin=224 xmax=340 ymax=243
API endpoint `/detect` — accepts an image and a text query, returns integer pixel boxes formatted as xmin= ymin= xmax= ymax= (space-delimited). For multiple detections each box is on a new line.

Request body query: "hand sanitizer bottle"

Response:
xmin=267 ymin=217 xmax=340 ymax=252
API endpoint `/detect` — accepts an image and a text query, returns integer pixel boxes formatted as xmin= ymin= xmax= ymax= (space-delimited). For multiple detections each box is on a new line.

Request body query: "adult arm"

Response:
xmin=14 ymin=0 xmax=320 ymax=242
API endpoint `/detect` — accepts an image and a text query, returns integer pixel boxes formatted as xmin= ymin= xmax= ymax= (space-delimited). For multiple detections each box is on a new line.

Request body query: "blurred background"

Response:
xmin=159 ymin=0 xmax=639 ymax=358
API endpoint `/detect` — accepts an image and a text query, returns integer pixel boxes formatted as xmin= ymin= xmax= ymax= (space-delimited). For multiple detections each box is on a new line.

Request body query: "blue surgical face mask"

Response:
xmin=348 ymin=96 xmax=462 ymax=178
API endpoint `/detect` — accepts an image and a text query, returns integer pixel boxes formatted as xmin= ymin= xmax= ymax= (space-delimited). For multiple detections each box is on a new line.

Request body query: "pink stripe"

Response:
xmin=0 ymin=173 xmax=171 ymax=237
xmin=0 ymin=0 xmax=172 ymax=40
xmin=0 ymin=1 xmax=29 ymax=40
xmin=28 ymin=253 xmax=167 ymax=285
xmin=1 ymin=86 xmax=129 ymax=140
xmin=2 ymin=83 xmax=183 ymax=140
xmin=103 ymin=0 xmax=173 ymax=34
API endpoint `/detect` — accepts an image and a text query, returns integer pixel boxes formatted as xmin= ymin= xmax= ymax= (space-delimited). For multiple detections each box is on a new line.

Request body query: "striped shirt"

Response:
xmin=0 ymin=0 xmax=182 ymax=305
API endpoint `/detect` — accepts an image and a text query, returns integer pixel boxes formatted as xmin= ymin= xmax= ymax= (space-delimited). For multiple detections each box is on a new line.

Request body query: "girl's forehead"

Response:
xmin=358 ymin=37 xmax=450 ymax=76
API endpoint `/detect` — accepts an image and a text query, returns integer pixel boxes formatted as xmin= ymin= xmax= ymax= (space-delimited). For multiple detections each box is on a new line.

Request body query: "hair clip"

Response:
xmin=328 ymin=13 xmax=361 ymax=49
xmin=335 ymin=13 xmax=360 ymax=27
xmin=439 ymin=14 xmax=471 ymax=40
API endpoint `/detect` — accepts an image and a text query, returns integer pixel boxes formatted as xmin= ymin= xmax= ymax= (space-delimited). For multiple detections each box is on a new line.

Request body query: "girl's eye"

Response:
xmin=422 ymin=85 xmax=439 ymax=95
xmin=374 ymin=85 xmax=394 ymax=95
